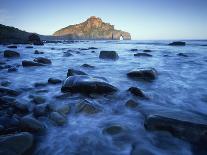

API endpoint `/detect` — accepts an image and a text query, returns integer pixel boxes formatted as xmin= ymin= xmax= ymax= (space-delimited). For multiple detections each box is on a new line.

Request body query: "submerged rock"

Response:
xmin=143 ymin=50 xmax=152 ymax=52
xmin=67 ymin=69 xmax=87 ymax=77
xmin=34 ymin=50 xmax=44 ymax=54
xmin=99 ymin=51 xmax=119 ymax=60
xmin=177 ymin=53 xmax=188 ymax=57
xmin=48 ymin=78 xmax=62 ymax=84
xmin=31 ymin=96 xmax=46 ymax=104
xmin=7 ymin=45 xmax=17 ymax=48
xmin=49 ymin=112 xmax=67 ymax=126
xmin=103 ymin=125 xmax=123 ymax=135
xmin=125 ymin=99 xmax=138 ymax=108
xmin=33 ymin=57 xmax=52 ymax=64
xmin=4 ymin=50 xmax=20 ymax=58
xmin=61 ymin=75 xmax=117 ymax=94
xmin=8 ymin=67 xmax=17 ymax=72
xmin=33 ymin=104 xmax=49 ymax=117
xmin=22 ymin=60 xmax=44 ymax=67
xmin=0 ymin=132 xmax=33 ymax=155
xmin=128 ymin=87 xmax=145 ymax=98
xmin=134 ymin=53 xmax=152 ymax=57
xmin=169 ymin=41 xmax=186 ymax=46
xmin=0 ymin=87 xmax=21 ymax=97
xmin=81 ymin=64 xmax=95 ymax=68
xmin=25 ymin=46 xmax=33 ymax=49
xmin=76 ymin=100 xmax=101 ymax=114
xmin=54 ymin=104 xmax=71 ymax=115
xmin=130 ymin=49 xmax=138 ymax=52
xmin=127 ymin=68 xmax=157 ymax=81
xmin=144 ymin=115 xmax=207 ymax=144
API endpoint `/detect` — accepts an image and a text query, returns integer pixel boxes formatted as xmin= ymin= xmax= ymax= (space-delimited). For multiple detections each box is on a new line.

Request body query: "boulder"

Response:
xmin=76 ymin=100 xmax=101 ymax=114
xmin=125 ymin=99 xmax=138 ymax=108
xmin=4 ymin=50 xmax=20 ymax=58
xmin=0 ymin=87 xmax=21 ymax=97
xmin=134 ymin=53 xmax=152 ymax=57
xmin=67 ymin=69 xmax=87 ymax=77
xmin=34 ymin=50 xmax=44 ymax=54
xmin=49 ymin=112 xmax=67 ymax=126
xmin=48 ymin=78 xmax=62 ymax=84
xmin=28 ymin=33 xmax=43 ymax=45
xmin=22 ymin=60 xmax=44 ymax=67
xmin=31 ymin=96 xmax=46 ymax=104
xmin=127 ymin=68 xmax=157 ymax=81
xmin=33 ymin=104 xmax=49 ymax=117
xmin=54 ymin=104 xmax=71 ymax=115
xmin=128 ymin=87 xmax=145 ymax=98
xmin=0 ymin=132 xmax=33 ymax=155
xmin=144 ymin=115 xmax=207 ymax=144
xmin=103 ymin=125 xmax=123 ymax=135
xmin=20 ymin=115 xmax=45 ymax=132
xmin=33 ymin=57 xmax=52 ymax=64
xmin=61 ymin=75 xmax=117 ymax=94
xmin=168 ymin=41 xmax=186 ymax=46
xmin=130 ymin=49 xmax=138 ymax=52
xmin=99 ymin=51 xmax=119 ymax=60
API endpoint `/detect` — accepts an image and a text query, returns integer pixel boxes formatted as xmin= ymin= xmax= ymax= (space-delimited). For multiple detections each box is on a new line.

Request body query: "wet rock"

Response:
xmin=0 ymin=132 xmax=33 ymax=155
xmin=34 ymin=50 xmax=44 ymax=54
xmin=63 ymin=51 xmax=73 ymax=57
xmin=0 ymin=87 xmax=21 ymax=97
xmin=33 ymin=104 xmax=49 ymax=117
xmin=33 ymin=57 xmax=52 ymax=64
xmin=88 ymin=47 xmax=98 ymax=50
xmin=99 ymin=51 xmax=119 ymax=60
xmin=144 ymin=115 xmax=207 ymax=144
xmin=127 ymin=68 xmax=157 ymax=81
xmin=20 ymin=115 xmax=45 ymax=132
xmin=128 ymin=87 xmax=145 ymax=98
xmin=130 ymin=49 xmax=138 ymax=52
xmin=91 ymin=51 xmax=95 ymax=53
xmin=143 ymin=50 xmax=152 ymax=52
xmin=81 ymin=64 xmax=95 ymax=68
xmin=31 ymin=96 xmax=46 ymax=104
xmin=67 ymin=68 xmax=87 ymax=77
xmin=34 ymin=82 xmax=47 ymax=87
xmin=125 ymin=99 xmax=138 ymax=108
xmin=13 ymin=102 xmax=29 ymax=114
xmin=0 ymin=96 xmax=16 ymax=105
xmin=61 ymin=75 xmax=117 ymax=94
xmin=0 ymin=115 xmax=19 ymax=129
xmin=22 ymin=60 xmax=44 ymax=67
xmin=4 ymin=50 xmax=20 ymax=58
xmin=8 ymin=67 xmax=17 ymax=72
xmin=54 ymin=104 xmax=71 ymax=115
xmin=1 ymin=81 xmax=11 ymax=87
xmin=169 ymin=41 xmax=186 ymax=46
xmin=131 ymin=144 xmax=157 ymax=155
xmin=76 ymin=100 xmax=101 ymax=114
xmin=28 ymin=33 xmax=43 ymax=45
xmin=79 ymin=48 xmax=88 ymax=51
xmin=134 ymin=53 xmax=152 ymax=57
xmin=177 ymin=53 xmax=188 ymax=57
xmin=7 ymin=45 xmax=17 ymax=48
xmin=25 ymin=46 xmax=33 ymax=48
xmin=49 ymin=112 xmax=67 ymax=126
xmin=48 ymin=78 xmax=62 ymax=84
xmin=103 ymin=125 xmax=123 ymax=135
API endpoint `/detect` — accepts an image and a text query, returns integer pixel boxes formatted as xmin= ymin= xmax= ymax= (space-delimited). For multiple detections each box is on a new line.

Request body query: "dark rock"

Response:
xmin=0 ymin=132 xmax=33 ymax=155
xmin=99 ymin=51 xmax=119 ymax=60
xmin=128 ymin=87 xmax=145 ymax=98
xmin=61 ymin=75 xmax=117 ymax=94
xmin=7 ymin=45 xmax=17 ymax=48
xmin=13 ymin=102 xmax=29 ymax=114
xmin=48 ymin=78 xmax=62 ymax=84
xmin=144 ymin=115 xmax=207 ymax=144
xmin=25 ymin=46 xmax=33 ymax=49
xmin=22 ymin=60 xmax=44 ymax=67
xmin=49 ymin=112 xmax=67 ymax=126
xmin=125 ymin=99 xmax=138 ymax=108
xmin=28 ymin=33 xmax=43 ymax=45
xmin=67 ymin=69 xmax=87 ymax=77
xmin=0 ymin=96 xmax=16 ymax=105
xmin=33 ymin=57 xmax=52 ymax=64
xmin=1 ymin=81 xmax=11 ymax=87
xmin=4 ymin=50 xmax=20 ymax=58
xmin=31 ymin=96 xmax=46 ymax=104
xmin=91 ymin=51 xmax=95 ymax=53
xmin=79 ymin=48 xmax=88 ymax=50
xmin=103 ymin=125 xmax=123 ymax=135
xmin=76 ymin=100 xmax=101 ymax=114
xmin=63 ymin=51 xmax=73 ymax=57
xmin=34 ymin=82 xmax=47 ymax=87
xmin=130 ymin=49 xmax=138 ymax=52
xmin=127 ymin=68 xmax=157 ymax=81
xmin=131 ymin=144 xmax=157 ymax=155
xmin=34 ymin=50 xmax=44 ymax=54
xmin=143 ymin=50 xmax=152 ymax=52
xmin=8 ymin=67 xmax=17 ymax=72
xmin=81 ymin=64 xmax=95 ymax=68
xmin=20 ymin=115 xmax=45 ymax=132
xmin=88 ymin=47 xmax=98 ymax=50
xmin=169 ymin=41 xmax=186 ymax=46
xmin=134 ymin=53 xmax=152 ymax=57
xmin=33 ymin=104 xmax=49 ymax=117
xmin=54 ymin=104 xmax=71 ymax=115
xmin=0 ymin=115 xmax=19 ymax=129
xmin=177 ymin=53 xmax=188 ymax=57
xmin=0 ymin=87 xmax=21 ymax=97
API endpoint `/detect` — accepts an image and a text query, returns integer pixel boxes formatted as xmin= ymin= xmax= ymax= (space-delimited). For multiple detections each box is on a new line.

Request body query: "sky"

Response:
xmin=0 ymin=0 xmax=207 ymax=40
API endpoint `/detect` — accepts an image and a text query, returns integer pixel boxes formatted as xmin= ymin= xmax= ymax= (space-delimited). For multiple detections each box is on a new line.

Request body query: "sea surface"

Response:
xmin=0 ymin=40 xmax=207 ymax=155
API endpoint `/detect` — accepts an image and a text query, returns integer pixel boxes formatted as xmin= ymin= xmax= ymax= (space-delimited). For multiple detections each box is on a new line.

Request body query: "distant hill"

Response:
xmin=53 ymin=16 xmax=131 ymax=40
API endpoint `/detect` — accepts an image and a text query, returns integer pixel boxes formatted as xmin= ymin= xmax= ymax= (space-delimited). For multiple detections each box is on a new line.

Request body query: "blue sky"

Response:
xmin=0 ymin=0 xmax=207 ymax=39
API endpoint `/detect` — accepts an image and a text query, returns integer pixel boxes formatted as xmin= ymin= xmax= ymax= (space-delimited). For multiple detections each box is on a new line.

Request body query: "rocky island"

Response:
xmin=53 ymin=16 xmax=131 ymax=40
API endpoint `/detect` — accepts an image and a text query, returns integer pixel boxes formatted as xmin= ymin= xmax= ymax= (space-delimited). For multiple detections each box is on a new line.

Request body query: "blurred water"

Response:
xmin=0 ymin=40 xmax=207 ymax=155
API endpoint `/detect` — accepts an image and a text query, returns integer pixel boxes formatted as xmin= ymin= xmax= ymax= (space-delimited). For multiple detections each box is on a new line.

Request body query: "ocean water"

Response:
xmin=0 ymin=40 xmax=207 ymax=155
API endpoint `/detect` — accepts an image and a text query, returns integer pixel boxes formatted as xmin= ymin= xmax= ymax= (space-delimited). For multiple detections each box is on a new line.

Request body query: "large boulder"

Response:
xmin=144 ymin=115 xmax=207 ymax=144
xmin=33 ymin=57 xmax=52 ymax=64
xmin=0 ymin=132 xmax=33 ymax=155
xmin=127 ymin=68 xmax=157 ymax=81
xmin=99 ymin=51 xmax=119 ymax=60
xmin=28 ymin=33 xmax=43 ymax=45
xmin=61 ymin=75 xmax=117 ymax=94
xmin=4 ymin=50 xmax=20 ymax=58
xmin=168 ymin=41 xmax=186 ymax=46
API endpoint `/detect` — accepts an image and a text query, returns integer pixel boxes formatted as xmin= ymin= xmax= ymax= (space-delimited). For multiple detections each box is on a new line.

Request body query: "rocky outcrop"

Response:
xmin=53 ymin=16 xmax=131 ymax=40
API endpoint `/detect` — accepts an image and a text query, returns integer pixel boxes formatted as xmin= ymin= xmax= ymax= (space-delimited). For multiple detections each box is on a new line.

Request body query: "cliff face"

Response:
xmin=53 ymin=16 xmax=131 ymax=40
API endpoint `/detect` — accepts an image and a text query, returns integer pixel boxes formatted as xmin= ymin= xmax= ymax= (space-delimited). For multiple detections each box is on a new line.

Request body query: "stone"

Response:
xmin=13 ymin=102 xmax=29 ymax=114
xmin=76 ymin=100 xmax=101 ymax=114
xmin=99 ymin=51 xmax=119 ymax=60
xmin=33 ymin=104 xmax=48 ymax=117
xmin=31 ymin=96 xmax=46 ymax=104
xmin=34 ymin=50 xmax=44 ymax=54
xmin=125 ymin=99 xmax=138 ymax=108
xmin=8 ymin=67 xmax=17 ymax=72
xmin=63 ymin=51 xmax=73 ymax=57
xmin=48 ymin=78 xmax=62 ymax=84
xmin=130 ymin=49 xmax=138 ymax=52
xmin=1 ymin=81 xmax=11 ymax=87
xmin=134 ymin=53 xmax=152 ymax=57
xmin=49 ymin=112 xmax=66 ymax=126
xmin=143 ymin=50 xmax=152 ymax=52
xmin=0 ymin=87 xmax=21 ymax=97
xmin=67 ymin=69 xmax=87 ymax=77
xmin=34 ymin=82 xmax=47 ymax=87
xmin=128 ymin=87 xmax=145 ymax=98
xmin=22 ymin=60 xmax=44 ymax=67
xmin=61 ymin=75 xmax=117 ymax=94
xmin=131 ymin=144 xmax=157 ymax=155
xmin=177 ymin=53 xmax=188 ymax=57
xmin=103 ymin=125 xmax=123 ymax=135
xmin=81 ymin=64 xmax=95 ymax=68
xmin=33 ymin=57 xmax=52 ymax=64
xmin=4 ymin=50 xmax=20 ymax=58
xmin=0 ymin=96 xmax=16 ymax=105
xmin=7 ymin=45 xmax=17 ymax=48
xmin=169 ymin=41 xmax=186 ymax=46
xmin=0 ymin=132 xmax=33 ymax=155
xmin=28 ymin=33 xmax=43 ymax=45
xmin=88 ymin=47 xmax=98 ymax=50
xmin=20 ymin=115 xmax=45 ymax=132
xmin=25 ymin=46 xmax=33 ymax=48
xmin=127 ymin=68 xmax=157 ymax=81
xmin=54 ymin=104 xmax=71 ymax=115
